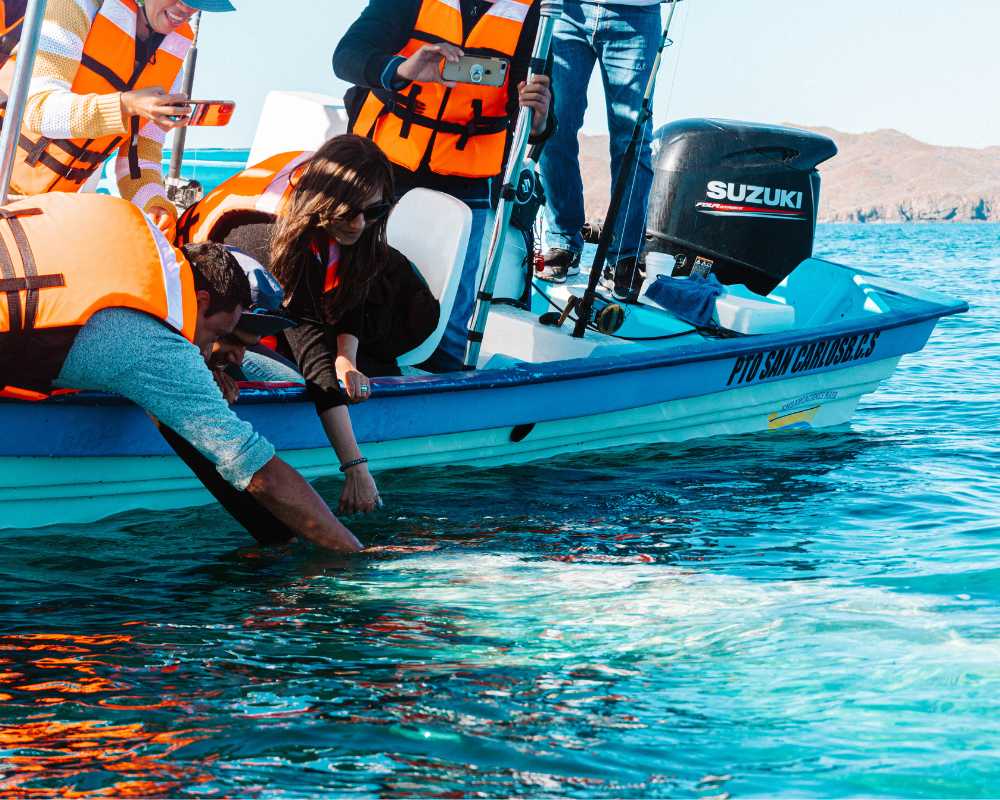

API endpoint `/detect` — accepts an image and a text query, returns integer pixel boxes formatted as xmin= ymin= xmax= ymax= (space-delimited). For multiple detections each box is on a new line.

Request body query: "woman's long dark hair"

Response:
xmin=270 ymin=134 xmax=395 ymax=325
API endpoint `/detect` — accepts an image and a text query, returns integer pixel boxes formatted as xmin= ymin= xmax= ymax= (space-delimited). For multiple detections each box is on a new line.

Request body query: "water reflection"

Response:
xmin=0 ymin=631 xmax=216 ymax=797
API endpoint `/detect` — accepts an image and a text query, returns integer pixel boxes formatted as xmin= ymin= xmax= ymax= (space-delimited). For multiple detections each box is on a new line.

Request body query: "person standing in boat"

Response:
xmin=536 ymin=0 xmax=667 ymax=300
xmin=0 ymin=193 xmax=362 ymax=553
xmin=0 ymin=0 xmax=234 ymax=239
xmin=179 ymin=135 xmax=438 ymax=515
xmin=333 ymin=0 xmax=555 ymax=372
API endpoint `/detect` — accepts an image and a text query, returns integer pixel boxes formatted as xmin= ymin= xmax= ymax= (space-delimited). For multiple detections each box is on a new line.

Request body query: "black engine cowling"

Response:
xmin=645 ymin=118 xmax=837 ymax=295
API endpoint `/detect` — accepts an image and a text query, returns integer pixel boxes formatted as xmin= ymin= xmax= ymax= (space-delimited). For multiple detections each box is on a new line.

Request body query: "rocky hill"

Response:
xmin=577 ymin=126 xmax=1000 ymax=223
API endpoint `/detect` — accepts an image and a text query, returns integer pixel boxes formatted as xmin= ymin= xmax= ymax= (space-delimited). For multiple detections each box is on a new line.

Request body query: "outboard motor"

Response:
xmin=646 ymin=118 xmax=837 ymax=295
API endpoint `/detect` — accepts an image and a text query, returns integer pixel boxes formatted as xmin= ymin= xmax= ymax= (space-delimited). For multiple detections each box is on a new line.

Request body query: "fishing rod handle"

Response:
xmin=464 ymin=7 xmax=560 ymax=368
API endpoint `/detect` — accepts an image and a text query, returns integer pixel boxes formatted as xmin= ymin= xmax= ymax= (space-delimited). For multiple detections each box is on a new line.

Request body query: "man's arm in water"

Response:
xmin=248 ymin=457 xmax=362 ymax=551
xmin=54 ymin=309 xmax=361 ymax=552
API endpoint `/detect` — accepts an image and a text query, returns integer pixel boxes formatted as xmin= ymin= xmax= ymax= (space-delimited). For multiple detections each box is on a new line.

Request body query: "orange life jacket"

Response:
xmin=176 ymin=150 xmax=313 ymax=247
xmin=0 ymin=192 xmax=198 ymax=396
xmin=0 ymin=0 xmax=26 ymax=69
xmin=0 ymin=0 xmax=192 ymax=195
xmin=176 ymin=150 xmax=342 ymax=302
xmin=351 ymin=0 xmax=533 ymax=179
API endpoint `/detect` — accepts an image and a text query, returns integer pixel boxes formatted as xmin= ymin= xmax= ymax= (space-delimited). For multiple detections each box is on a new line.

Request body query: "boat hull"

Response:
xmin=0 ymin=306 xmax=939 ymax=530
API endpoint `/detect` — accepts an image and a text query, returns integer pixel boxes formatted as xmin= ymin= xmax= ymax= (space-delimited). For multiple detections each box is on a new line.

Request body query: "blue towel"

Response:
xmin=644 ymin=272 xmax=724 ymax=328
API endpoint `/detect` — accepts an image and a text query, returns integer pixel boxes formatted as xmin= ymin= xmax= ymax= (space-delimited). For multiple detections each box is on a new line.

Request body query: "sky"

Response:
xmin=182 ymin=0 xmax=1000 ymax=152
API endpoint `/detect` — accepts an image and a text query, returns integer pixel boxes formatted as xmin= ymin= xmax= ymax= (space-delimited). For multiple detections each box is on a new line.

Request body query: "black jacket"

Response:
xmin=223 ymin=221 xmax=439 ymax=412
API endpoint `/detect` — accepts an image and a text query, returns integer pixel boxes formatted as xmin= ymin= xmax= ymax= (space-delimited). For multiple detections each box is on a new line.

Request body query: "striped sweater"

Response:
xmin=13 ymin=0 xmax=189 ymax=219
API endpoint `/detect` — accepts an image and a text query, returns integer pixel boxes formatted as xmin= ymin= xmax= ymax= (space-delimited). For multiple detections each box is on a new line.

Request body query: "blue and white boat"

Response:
xmin=0 ymin=102 xmax=968 ymax=530
xmin=0 ymin=0 xmax=968 ymax=544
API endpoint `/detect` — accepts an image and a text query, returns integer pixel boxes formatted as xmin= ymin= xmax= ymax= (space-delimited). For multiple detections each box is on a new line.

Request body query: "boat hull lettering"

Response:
xmin=727 ymin=331 xmax=881 ymax=387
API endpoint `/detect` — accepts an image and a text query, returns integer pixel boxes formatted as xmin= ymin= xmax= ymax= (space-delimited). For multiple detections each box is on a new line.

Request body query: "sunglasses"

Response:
xmin=323 ymin=200 xmax=395 ymax=226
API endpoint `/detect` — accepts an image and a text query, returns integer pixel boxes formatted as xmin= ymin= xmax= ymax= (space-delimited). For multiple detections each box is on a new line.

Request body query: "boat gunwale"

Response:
xmin=1 ymin=287 xmax=967 ymax=409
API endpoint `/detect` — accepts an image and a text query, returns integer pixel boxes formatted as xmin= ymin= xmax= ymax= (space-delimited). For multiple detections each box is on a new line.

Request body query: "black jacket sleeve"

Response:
xmin=332 ymin=0 xmax=419 ymax=91
xmin=280 ymin=320 xmax=350 ymax=414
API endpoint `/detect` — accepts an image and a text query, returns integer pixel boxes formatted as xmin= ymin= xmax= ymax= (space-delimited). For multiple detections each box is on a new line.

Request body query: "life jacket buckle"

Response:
xmin=398 ymin=84 xmax=423 ymax=140
xmin=23 ymin=137 xmax=50 ymax=167
xmin=456 ymin=99 xmax=484 ymax=152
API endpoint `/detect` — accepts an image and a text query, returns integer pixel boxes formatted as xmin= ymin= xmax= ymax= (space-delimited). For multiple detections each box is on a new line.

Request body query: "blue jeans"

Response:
xmin=540 ymin=0 xmax=661 ymax=263
xmin=425 ymin=200 xmax=490 ymax=372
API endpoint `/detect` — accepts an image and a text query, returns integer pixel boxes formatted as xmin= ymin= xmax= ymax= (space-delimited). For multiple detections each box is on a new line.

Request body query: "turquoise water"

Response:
xmin=0 ymin=223 xmax=997 ymax=797
xmin=161 ymin=147 xmax=249 ymax=191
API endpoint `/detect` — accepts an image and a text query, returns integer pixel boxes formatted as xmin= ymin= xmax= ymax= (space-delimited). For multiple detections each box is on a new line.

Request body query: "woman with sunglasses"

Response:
xmin=183 ymin=135 xmax=417 ymax=515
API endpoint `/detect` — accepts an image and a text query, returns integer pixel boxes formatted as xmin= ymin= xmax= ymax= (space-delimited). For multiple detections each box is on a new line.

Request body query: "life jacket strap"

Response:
xmin=80 ymin=53 xmax=129 ymax=91
xmin=44 ymin=135 xmax=120 ymax=165
xmin=457 ymin=98 xmax=484 ymax=151
xmin=384 ymin=93 xmax=507 ymax=142
xmin=398 ymin=84 xmax=423 ymax=140
xmin=13 ymin=130 xmax=118 ymax=183
xmin=0 ymin=208 xmax=63 ymax=334
xmin=21 ymin=134 xmax=49 ymax=167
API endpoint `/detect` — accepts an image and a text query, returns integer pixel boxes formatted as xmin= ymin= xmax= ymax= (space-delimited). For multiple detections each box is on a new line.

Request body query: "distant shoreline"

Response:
xmin=579 ymin=126 xmax=1000 ymax=224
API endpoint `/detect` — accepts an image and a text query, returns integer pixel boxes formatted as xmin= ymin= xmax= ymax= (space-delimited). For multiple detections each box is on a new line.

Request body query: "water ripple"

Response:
xmin=0 ymin=224 xmax=998 ymax=797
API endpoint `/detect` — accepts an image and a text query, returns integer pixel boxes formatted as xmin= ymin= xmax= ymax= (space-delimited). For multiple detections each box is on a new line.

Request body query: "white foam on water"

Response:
xmin=364 ymin=553 xmax=1000 ymax=666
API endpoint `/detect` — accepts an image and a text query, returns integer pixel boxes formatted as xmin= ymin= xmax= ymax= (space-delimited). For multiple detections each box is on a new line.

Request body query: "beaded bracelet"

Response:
xmin=339 ymin=456 xmax=369 ymax=473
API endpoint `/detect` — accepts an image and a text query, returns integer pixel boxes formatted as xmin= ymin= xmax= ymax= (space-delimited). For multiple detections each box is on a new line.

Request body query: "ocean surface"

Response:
xmin=1 ymin=200 xmax=998 ymax=795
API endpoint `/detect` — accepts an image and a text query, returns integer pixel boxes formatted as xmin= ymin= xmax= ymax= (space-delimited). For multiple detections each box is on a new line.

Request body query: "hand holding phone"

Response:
xmin=121 ymin=88 xmax=191 ymax=129
xmin=396 ymin=43 xmax=464 ymax=85
xmin=442 ymin=55 xmax=509 ymax=87
xmin=167 ymin=100 xmax=236 ymax=127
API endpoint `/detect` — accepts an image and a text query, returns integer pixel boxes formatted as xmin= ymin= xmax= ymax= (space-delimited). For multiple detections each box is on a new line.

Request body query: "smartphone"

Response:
xmin=177 ymin=100 xmax=236 ymax=127
xmin=441 ymin=56 xmax=509 ymax=87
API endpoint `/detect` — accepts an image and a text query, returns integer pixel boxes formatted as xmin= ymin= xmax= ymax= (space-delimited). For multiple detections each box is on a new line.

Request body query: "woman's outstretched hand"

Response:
xmin=340 ymin=464 xmax=380 ymax=515
xmin=121 ymin=87 xmax=191 ymax=130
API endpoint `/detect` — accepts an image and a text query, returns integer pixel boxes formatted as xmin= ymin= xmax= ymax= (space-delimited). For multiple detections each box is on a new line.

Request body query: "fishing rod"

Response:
xmin=463 ymin=0 xmax=563 ymax=370
xmin=571 ymin=0 xmax=682 ymax=339
xmin=0 ymin=0 xmax=48 ymax=204
xmin=168 ymin=10 xmax=202 ymax=181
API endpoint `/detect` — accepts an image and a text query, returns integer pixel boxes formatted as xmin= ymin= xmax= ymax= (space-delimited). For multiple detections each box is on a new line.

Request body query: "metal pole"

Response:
xmin=463 ymin=0 xmax=563 ymax=370
xmin=571 ymin=0 xmax=680 ymax=338
xmin=0 ymin=0 xmax=48 ymax=204
xmin=169 ymin=11 xmax=201 ymax=180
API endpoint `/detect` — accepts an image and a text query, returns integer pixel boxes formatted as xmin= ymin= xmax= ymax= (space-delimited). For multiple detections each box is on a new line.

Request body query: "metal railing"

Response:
xmin=0 ymin=0 xmax=48 ymax=204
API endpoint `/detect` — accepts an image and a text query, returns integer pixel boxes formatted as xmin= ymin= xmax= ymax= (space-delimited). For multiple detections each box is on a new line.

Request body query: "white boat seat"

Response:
xmin=388 ymin=188 xmax=473 ymax=366
xmin=714 ymin=284 xmax=796 ymax=334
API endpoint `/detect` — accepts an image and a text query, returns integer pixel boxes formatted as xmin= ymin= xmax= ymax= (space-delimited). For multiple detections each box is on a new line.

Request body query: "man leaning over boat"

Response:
xmin=0 ymin=192 xmax=362 ymax=553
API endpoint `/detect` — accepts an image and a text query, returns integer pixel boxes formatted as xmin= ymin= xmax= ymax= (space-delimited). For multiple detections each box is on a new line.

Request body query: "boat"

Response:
xmin=0 ymin=10 xmax=967 ymax=532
